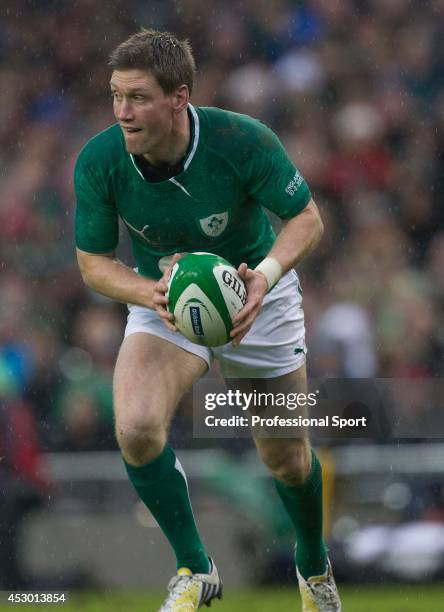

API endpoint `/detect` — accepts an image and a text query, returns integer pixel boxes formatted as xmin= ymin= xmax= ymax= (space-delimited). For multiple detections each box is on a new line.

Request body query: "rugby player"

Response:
xmin=74 ymin=28 xmax=341 ymax=612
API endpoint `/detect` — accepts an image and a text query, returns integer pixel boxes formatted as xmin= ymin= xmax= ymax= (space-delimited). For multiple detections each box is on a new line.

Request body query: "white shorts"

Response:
xmin=124 ymin=269 xmax=306 ymax=379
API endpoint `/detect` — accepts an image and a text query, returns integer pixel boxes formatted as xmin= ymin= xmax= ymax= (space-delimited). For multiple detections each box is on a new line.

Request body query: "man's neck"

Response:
xmin=143 ymin=107 xmax=190 ymax=168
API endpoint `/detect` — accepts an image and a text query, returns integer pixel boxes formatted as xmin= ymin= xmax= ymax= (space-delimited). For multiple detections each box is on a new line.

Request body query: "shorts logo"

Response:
xmin=199 ymin=212 xmax=228 ymax=237
xmin=285 ymin=171 xmax=303 ymax=196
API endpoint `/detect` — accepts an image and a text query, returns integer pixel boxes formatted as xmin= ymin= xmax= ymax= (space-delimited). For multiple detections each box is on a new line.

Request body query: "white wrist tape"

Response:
xmin=255 ymin=257 xmax=283 ymax=291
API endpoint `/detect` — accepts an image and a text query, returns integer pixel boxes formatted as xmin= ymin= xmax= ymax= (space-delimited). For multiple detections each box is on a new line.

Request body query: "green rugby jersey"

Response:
xmin=74 ymin=105 xmax=311 ymax=280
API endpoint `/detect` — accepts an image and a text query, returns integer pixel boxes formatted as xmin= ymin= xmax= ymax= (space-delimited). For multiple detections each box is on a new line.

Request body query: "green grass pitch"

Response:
xmin=1 ymin=585 xmax=443 ymax=611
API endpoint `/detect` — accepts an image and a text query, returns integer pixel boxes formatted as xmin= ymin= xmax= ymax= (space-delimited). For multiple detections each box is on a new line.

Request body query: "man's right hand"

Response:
xmin=152 ymin=253 xmax=183 ymax=331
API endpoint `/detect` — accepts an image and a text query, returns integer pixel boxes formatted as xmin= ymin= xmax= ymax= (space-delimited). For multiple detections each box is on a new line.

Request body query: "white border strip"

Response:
xmin=184 ymin=103 xmax=200 ymax=170
xmin=129 ymin=103 xmax=199 ymax=182
xmin=169 ymin=177 xmax=191 ymax=197
xmin=130 ymin=153 xmax=145 ymax=180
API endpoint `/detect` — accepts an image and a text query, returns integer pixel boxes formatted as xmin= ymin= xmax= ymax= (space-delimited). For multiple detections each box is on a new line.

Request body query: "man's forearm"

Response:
xmin=267 ymin=199 xmax=324 ymax=274
xmin=78 ymin=252 xmax=157 ymax=309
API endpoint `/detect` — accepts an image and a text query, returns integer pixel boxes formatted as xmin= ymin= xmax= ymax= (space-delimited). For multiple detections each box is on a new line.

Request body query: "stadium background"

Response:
xmin=1 ymin=0 xmax=444 ymax=609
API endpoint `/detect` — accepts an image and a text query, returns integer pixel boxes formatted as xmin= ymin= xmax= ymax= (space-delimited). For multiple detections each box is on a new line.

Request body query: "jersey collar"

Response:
xmin=184 ymin=103 xmax=199 ymax=170
xmin=129 ymin=103 xmax=200 ymax=182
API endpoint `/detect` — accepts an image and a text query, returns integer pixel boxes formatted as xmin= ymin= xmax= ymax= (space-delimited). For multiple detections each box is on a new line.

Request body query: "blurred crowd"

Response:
xmin=1 ymin=0 xmax=444 ymax=453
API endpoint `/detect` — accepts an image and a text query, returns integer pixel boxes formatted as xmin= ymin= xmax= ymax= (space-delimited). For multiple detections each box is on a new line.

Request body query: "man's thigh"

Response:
xmin=114 ymin=332 xmax=208 ymax=431
xmin=226 ymin=364 xmax=311 ymax=471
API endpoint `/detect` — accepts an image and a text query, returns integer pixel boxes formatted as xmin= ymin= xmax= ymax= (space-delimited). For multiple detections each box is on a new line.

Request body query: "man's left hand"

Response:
xmin=230 ymin=263 xmax=268 ymax=346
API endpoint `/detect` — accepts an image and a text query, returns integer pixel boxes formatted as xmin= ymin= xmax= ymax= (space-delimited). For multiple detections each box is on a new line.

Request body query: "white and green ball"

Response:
xmin=167 ymin=252 xmax=247 ymax=347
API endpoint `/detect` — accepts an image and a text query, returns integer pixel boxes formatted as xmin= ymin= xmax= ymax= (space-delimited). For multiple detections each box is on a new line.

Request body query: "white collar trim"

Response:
xmin=129 ymin=103 xmax=199 ymax=181
xmin=184 ymin=103 xmax=199 ymax=171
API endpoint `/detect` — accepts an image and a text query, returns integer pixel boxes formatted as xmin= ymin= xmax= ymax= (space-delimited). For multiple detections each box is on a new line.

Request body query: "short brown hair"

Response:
xmin=109 ymin=28 xmax=196 ymax=94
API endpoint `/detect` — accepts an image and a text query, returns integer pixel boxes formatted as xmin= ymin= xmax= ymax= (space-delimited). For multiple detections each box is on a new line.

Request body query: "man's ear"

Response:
xmin=172 ymin=84 xmax=190 ymax=114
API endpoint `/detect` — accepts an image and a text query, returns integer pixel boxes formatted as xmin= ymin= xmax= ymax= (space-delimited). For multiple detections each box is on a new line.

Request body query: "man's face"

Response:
xmin=110 ymin=69 xmax=175 ymax=156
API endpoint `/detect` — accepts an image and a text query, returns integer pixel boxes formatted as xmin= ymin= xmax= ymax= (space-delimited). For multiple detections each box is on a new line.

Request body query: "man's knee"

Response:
xmin=113 ymin=334 xmax=206 ymax=466
xmin=260 ymin=441 xmax=312 ymax=487
xmin=115 ymin=413 xmax=167 ymax=465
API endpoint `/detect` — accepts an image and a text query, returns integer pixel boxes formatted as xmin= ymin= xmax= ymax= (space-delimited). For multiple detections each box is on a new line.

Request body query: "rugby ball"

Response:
xmin=167 ymin=252 xmax=247 ymax=347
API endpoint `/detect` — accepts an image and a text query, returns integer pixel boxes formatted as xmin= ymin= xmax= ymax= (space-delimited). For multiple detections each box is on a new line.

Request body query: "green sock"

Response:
xmin=124 ymin=444 xmax=209 ymax=574
xmin=274 ymin=449 xmax=327 ymax=579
